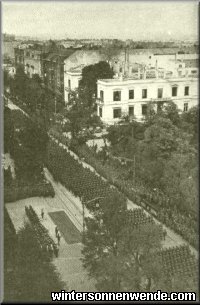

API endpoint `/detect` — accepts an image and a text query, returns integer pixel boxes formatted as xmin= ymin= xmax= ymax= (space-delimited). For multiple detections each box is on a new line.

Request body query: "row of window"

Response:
xmin=100 ymin=102 xmax=189 ymax=119
xmin=100 ymin=86 xmax=190 ymax=102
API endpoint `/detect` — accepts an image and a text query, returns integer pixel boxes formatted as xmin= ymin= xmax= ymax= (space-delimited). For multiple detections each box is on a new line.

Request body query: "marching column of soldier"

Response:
xmin=38 ymin=209 xmax=62 ymax=261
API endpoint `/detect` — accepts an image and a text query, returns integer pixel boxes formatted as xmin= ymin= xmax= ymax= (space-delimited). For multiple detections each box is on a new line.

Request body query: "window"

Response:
xmin=184 ymin=86 xmax=189 ymax=96
xmin=142 ymin=89 xmax=147 ymax=99
xmin=68 ymin=79 xmax=71 ymax=88
xmin=119 ymin=67 xmax=122 ymax=73
xmin=113 ymin=108 xmax=121 ymax=118
xmin=142 ymin=104 xmax=147 ymax=115
xmin=100 ymin=90 xmax=104 ymax=101
xmin=99 ymin=107 xmax=102 ymax=117
xmin=172 ymin=86 xmax=178 ymax=97
xmin=129 ymin=106 xmax=134 ymax=116
xmin=129 ymin=90 xmax=134 ymax=100
xmin=184 ymin=103 xmax=188 ymax=112
xmin=157 ymin=88 xmax=163 ymax=99
xmin=113 ymin=91 xmax=121 ymax=101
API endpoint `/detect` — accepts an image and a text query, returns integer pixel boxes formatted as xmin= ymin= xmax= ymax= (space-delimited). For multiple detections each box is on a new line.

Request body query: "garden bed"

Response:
xmin=4 ymin=181 xmax=55 ymax=203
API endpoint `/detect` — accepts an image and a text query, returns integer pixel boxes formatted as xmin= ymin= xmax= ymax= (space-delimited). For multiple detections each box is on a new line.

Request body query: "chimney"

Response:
xmin=124 ymin=48 xmax=127 ymax=75
xmin=127 ymin=47 xmax=129 ymax=76
xmin=143 ymin=66 xmax=146 ymax=80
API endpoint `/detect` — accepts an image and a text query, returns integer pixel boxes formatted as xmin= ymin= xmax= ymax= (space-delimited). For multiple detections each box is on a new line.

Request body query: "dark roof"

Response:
xmin=43 ymin=49 xmax=75 ymax=62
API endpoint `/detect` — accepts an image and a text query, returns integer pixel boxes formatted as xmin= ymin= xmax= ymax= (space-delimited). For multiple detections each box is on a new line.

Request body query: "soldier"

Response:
xmin=49 ymin=243 xmax=54 ymax=258
xmin=55 ymin=226 xmax=58 ymax=237
xmin=57 ymin=231 xmax=61 ymax=246
xmin=54 ymin=244 xmax=59 ymax=258
xmin=163 ymin=229 xmax=167 ymax=241
xmin=41 ymin=208 xmax=44 ymax=220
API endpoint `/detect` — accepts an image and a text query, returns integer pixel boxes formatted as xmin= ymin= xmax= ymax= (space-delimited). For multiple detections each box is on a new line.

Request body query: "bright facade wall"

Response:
xmin=64 ymin=72 xmax=82 ymax=103
xmin=97 ymin=77 xmax=198 ymax=124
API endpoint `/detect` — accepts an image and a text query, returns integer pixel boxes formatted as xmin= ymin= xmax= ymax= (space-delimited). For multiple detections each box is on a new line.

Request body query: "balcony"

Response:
xmin=150 ymin=97 xmax=172 ymax=103
xmin=96 ymin=98 xmax=104 ymax=104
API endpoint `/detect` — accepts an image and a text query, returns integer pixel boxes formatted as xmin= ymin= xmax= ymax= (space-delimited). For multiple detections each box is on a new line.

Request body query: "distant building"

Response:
xmin=14 ymin=44 xmax=44 ymax=77
xmin=3 ymin=33 xmax=15 ymax=42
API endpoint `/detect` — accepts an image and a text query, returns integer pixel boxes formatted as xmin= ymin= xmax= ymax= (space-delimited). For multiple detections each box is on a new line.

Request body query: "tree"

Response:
xmin=79 ymin=61 xmax=114 ymax=108
xmin=25 ymin=76 xmax=45 ymax=112
xmin=180 ymin=106 xmax=198 ymax=146
xmin=106 ymin=120 xmax=145 ymax=158
xmin=144 ymin=101 xmax=181 ymax=127
xmin=65 ymin=89 xmax=102 ymax=140
xmin=64 ymin=89 xmax=92 ymax=138
xmin=11 ymin=65 xmax=28 ymax=100
xmin=82 ymin=193 xmax=127 ymax=291
xmin=118 ymin=221 xmax=163 ymax=291
xmin=82 ymin=193 xmax=164 ymax=292
xmin=3 ymin=69 xmax=10 ymax=92
xmin=161 ymin=101 xmax=181 ymax=126
xmin=4 ymin=106 xmax=15 ymax=154
xmin=13 ymin=119 xmax=48 ymax=182
xmin=64 ymin=61 xmax=113 ymax=140
xmin=161 ymin=150 xmax=198 ymax=215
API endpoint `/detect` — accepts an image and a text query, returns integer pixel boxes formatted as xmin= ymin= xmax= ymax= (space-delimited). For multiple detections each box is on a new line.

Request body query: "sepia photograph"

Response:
xmin=2 ymin=0 xmax=199 ymax=302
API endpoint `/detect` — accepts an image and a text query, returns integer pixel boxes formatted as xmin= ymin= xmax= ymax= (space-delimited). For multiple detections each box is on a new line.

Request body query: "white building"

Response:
xmin=96 ymin=72 xmax=198 ymax=124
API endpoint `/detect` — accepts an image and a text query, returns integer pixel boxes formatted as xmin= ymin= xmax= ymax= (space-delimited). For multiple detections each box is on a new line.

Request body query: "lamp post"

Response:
xmin=54 ymin=96 xmax=57 ymax=114
xmin=82 ymin=196 xmax=105 ymax=235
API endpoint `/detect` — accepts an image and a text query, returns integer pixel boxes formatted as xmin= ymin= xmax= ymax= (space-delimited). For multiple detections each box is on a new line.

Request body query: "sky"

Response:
xmin=2 ymin=1 xmax=199 ymax=41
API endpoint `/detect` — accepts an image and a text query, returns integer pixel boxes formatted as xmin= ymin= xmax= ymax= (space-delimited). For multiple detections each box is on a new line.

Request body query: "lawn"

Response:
xmin=48 ymin=211 xmax=81 ymax=244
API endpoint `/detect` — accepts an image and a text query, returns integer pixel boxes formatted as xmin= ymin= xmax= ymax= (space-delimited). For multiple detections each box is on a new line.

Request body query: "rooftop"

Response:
xmin=67 ymin=64 xmax=85 ymax=73
xmin=98 ymin=75 xmax=198 ymax=85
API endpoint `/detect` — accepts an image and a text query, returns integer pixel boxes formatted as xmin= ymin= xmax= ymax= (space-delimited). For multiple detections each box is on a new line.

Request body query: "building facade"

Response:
xmin=42 ymin=49 xmax=75 ymax=99
xmin=24 ymin=48 xmax=43 ymax=77
xmin=96 ymin=75 xmax=198 ymax=124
